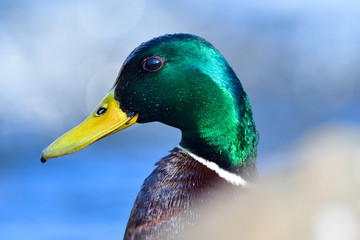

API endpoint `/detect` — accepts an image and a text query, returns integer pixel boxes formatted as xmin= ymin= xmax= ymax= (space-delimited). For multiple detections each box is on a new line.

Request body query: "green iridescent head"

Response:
xmin=41 ymin=33 xmax=258 ymax=176
xmin=115 ymin=34 xmax=258 ymax=174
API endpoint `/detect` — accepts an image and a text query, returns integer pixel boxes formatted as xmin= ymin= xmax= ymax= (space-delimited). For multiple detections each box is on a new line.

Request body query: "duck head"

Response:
xmin=41 ymin=34 xmax=258 ymax=175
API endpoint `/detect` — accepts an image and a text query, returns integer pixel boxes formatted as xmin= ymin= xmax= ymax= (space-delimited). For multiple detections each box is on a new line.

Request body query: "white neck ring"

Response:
xmin=177 ymin=146 xmax=248 ymax=187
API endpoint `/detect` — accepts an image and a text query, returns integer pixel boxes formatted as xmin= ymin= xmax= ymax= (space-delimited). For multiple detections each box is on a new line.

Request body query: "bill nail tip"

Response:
xmin=40 ymin=155 xmax=47 ymax=163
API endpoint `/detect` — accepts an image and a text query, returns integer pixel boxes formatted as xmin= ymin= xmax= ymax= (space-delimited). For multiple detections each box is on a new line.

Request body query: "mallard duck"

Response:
xmin=40 ymin=34 xmax=259 ymax=240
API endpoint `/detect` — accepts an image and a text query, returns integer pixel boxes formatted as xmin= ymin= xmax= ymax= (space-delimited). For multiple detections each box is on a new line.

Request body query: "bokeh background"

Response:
xmin=1 ymin=0 xmax=359 ymax=239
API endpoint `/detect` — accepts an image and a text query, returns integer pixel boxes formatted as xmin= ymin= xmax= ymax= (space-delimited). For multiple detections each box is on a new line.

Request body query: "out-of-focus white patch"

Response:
xmin=0 ymin=37 xmax=30 ymax=120
xmin=77 ymin=0 xmax=146 ymax=37
xmin=84 ymin=64 xmax=120 ymax=113
xmin=313 ymin=204 xmax=359 ymax=240
xmin=2 ymin=96 xmax=64 ymax=135
xmin=355 ymin=152 xmax=360 ymax=183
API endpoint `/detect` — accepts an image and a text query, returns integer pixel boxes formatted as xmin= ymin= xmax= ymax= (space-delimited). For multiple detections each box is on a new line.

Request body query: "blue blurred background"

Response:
xmin=0 ymin=0 xmax=359 ymax=239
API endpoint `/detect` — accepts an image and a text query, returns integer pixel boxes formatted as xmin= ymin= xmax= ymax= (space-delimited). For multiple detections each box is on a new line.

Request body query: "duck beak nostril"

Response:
xmin=96 ymin=106 xmax=107 ymax=116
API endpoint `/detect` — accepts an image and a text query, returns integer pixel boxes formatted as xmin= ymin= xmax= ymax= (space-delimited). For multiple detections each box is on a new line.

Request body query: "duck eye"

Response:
xmin=96 ymin=107 xmax=107 ymax=116
xmin=142 ymin=56 xmax=164 ymax=72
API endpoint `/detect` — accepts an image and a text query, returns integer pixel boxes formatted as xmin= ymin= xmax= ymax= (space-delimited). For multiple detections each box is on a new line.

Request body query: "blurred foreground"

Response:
xmin=182 ymin=124 xmax=360 ymax=240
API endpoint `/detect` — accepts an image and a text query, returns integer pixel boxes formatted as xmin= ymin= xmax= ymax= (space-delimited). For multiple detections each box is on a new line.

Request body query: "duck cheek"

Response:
xmin=135 ymin=112 xmax=157 ymax=123
xmin=128 ymin=102 xmax=156 ymax=123
xmin=134 ymin=102 xmax=169 ymax=124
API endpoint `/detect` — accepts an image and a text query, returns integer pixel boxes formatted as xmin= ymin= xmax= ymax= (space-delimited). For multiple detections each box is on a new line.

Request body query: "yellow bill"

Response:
xmin=40 ymin=89 xmax=138 ymax=163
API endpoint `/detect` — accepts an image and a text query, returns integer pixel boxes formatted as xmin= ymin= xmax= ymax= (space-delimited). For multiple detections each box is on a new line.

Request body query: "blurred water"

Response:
xmin=1 ymin=0 xmax=360 ymax=239
xmin=0 ymin=123 xmax=180 ymax=239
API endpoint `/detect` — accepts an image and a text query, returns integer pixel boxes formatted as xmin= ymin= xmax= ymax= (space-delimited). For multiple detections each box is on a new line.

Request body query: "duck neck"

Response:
xmin=179 ymin=96 xmax=258 ymax=179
